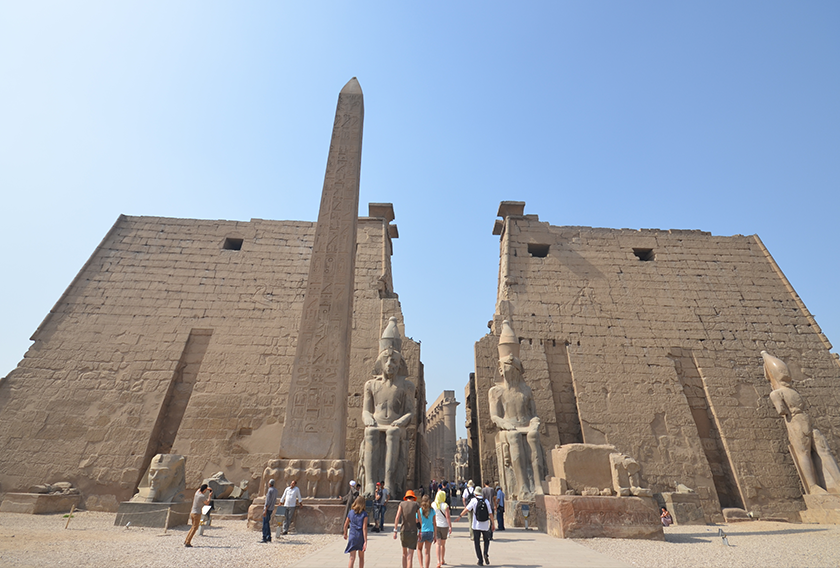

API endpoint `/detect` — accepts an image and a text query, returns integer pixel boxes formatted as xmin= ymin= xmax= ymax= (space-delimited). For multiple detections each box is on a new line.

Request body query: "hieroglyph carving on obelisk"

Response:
xmin=280 ymin=78 xmax=364 ymax=459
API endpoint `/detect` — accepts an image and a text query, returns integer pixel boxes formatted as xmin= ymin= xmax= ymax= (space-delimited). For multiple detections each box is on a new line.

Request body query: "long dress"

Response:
xmin=345 ymin=510 xmax=368 ymax=553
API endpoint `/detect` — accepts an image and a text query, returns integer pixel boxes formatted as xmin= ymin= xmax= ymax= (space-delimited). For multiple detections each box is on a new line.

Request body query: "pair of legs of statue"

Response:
xmin=501 ymin=428 xmax=543 ymax=497
xmin=364 ymin=425 xmax=403 ymax=496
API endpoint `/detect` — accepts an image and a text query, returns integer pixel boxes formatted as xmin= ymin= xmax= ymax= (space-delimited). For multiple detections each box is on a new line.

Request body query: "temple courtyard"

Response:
xmin=1 ymin=511 xmax=839 ymax=568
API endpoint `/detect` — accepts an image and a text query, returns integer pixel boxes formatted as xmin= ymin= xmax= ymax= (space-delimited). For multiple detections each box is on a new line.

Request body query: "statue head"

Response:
xmin=288 ymin=459 xmax=300 ymax=469
xmin=331 ymin=459 xmax=343 ymax=468
xmin=131 ymin=454 xmax=186 ymax=503
xmin=374 ymin=317 xmax=408 ymax=378
xmin=761 ymin=350 xmax=792 ymax=389
xmin=498 ymin=320 xmax=520 ymax=359
xmin=499 ymin=353 xmax=525 ymax=385
xmin=268 ymin=459 xmax=282 ymax=468
xmin=309 ymin=460 xmax=320 ymax=468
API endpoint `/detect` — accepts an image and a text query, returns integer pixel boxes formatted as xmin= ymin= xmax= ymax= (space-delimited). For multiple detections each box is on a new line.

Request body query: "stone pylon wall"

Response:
xmin=474 ymin=205 xmax=840 ymax=521
xmin=0 ymin=212 xmax=423 ymax=511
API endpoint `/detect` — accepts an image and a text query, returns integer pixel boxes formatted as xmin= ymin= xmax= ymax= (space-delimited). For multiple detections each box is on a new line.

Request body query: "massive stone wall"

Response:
xmin=0 ymin=211 xmax=422 ymax=511
xmin=474 ymin=203 xmax=840 ymax=521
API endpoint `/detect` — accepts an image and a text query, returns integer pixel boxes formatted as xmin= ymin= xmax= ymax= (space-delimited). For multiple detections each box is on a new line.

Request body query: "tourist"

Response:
xmin=432 ymin=489 xmax=452 ymax=568
xmin=417 ymin=495 xmax=435 ymax=568
xmin=495 ymin=486 xmax=505 ymax=530
xmin=374 ymin=481 xmax=390 ymax=532
xmin=660 ymin=507 xmax=673 ymax=527
xmin=343 ymin=480 xmax=360 ymax=520
xmin=280 ymin=479 xmax=302 ymax=535
xmin=260 ymin=479 xmax=277 ymax=543
xmin=394 ymin=489 xmax=420 ymax=568
xmin=462 ymin=480 xmax=477 ymax=539
xmin=456 ymin=488 xmax=495 ymax=566
xmin=344 ymin=495 xmax=369 ymax=568
xmin=184 ymin=484 xmax=212 ymax=547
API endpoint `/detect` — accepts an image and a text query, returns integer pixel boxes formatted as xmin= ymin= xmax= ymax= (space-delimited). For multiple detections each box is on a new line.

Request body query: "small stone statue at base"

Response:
xmin=327 ymin=460 xmax=345 ymax=498
xmin=305 ymin=460 xmax=323 ymax=498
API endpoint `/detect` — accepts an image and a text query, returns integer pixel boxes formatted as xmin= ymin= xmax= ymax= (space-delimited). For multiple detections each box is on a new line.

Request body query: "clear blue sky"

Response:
xmin=2 ymin=2 xmax=838 ymax=442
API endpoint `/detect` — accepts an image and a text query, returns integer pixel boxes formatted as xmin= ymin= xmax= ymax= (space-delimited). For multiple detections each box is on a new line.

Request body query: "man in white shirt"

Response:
xmin=456 ymin=491 xmax=495 ymax=566
xmin=280 ymin=479 xmax=302 ymax=535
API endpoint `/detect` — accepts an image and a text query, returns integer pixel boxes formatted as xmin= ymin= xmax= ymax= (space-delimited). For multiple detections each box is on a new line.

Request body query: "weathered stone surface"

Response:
xmin=0 ymin=493 xmax=82 ymax=515
xmin=280 ymin=78 xmax=364 ymax=460
xmin=114 ymin=501 xmax=191 ymax=528
xmin=246 ymin=499 xmax=346 ymax=534
xmin=203 ymin=471 xmax=234 ymax=499
xmin=550 ymin=444 xmax=615 ymax=495
xmin=472 ymin=201 xmax=840 ymax=522
xmin=800 ymin=493 xmax=840 ymax=524
xmin=722 ymin=507 xmax=751 ymax=522
xmin=536 ymin=494 xmax=664 ymax=540
xmin=661 ymin=491 xmax=706 ymax=525
xmin=212 ymin=498 xmax=251 ymax=516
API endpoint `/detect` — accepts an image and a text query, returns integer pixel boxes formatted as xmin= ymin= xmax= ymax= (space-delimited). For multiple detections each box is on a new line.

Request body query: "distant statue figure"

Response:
xmin=130 ymin=454 xmax=187 ymax=503
xmin=489 ymin=320 xmax=545 ymax=501
xmin=305 ymin=460 xmax=323 ymax=498
xmin=362 ymin=317 xmax=415 ymax=498
xmin=762 ymin=351 xmax=840 ymax=495
xmin=260 ymin=459 xmax=283 ymax=497
xmin=327 ymin=459 xmax=345 ymax=498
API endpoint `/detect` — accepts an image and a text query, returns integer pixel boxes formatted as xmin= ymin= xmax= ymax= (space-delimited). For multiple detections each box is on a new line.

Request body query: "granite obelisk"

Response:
xmin=279 ymin=78 xmax=364 ymax=459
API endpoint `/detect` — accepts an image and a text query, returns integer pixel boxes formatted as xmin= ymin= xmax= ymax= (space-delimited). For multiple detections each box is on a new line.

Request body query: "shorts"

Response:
xmin=400 ymin=530 xmax=418 ymax=550
xmin=420 ymin=531 xmax=434 ymax=542
xmin=434 ymin=526 xmax=449 ymax=540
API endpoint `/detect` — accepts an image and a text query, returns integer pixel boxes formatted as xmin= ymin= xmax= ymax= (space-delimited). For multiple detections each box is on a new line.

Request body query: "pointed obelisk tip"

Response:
xmin=341 ymin=77 xmax=363 ymax=95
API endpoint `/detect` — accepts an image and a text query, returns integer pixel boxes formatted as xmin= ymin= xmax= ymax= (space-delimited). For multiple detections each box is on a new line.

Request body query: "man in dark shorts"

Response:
xmin=393 ymin=489 xmax=419 ymax=568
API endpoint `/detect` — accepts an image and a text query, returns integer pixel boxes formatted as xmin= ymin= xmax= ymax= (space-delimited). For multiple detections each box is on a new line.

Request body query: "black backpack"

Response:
xmin=475 ymin=497 xmax=490 ymax=522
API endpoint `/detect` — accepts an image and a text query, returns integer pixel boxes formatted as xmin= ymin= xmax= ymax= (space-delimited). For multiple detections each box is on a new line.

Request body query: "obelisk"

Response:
xmin=280 ymin=78 xmax=364 ymax=459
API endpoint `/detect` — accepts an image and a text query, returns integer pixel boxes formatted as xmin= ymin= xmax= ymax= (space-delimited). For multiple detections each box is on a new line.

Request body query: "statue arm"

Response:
xmin=528 ymin=394 xmax=540 ymax=430
xmin=362 ymin=381 xmax=377 ymax=426
xmin=391 ymin=383 xmax=415 ymax=427
xmin=770 ymin=390 xmax=790 ymax=418
xmin=488 ymin=389 xmax=513 ymax=430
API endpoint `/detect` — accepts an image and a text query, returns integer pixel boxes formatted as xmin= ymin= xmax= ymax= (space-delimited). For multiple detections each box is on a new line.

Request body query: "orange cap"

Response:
xmin=404 ymin=490 xmax=416 ymax=500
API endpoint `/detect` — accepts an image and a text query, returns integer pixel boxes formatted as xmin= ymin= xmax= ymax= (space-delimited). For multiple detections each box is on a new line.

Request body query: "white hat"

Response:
xmin=350 ymin=480 xmax=357 ymax=487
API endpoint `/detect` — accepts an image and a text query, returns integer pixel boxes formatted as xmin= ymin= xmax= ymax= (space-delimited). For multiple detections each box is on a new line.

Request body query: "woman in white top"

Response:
xmin=431 ymin=490 xmax=451 ymax=568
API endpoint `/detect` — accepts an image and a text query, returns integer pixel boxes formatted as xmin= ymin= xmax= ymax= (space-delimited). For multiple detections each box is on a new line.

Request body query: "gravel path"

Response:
xmin=2 ymin=512 xmax=839 ymax=567
xmin=0 ymin=511 xmax=340 ymax=568
xmin=576 ymin=521 xmax=840 ymax=568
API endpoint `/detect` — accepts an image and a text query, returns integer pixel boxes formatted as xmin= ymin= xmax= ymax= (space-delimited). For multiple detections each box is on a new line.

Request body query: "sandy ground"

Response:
xmin=576 ymin=520 xmax=840 ymax=568
xmin=0 ymin=511 xmax=338 ymax=568
xmin=2 ymin=512 xmax=840 ymax=567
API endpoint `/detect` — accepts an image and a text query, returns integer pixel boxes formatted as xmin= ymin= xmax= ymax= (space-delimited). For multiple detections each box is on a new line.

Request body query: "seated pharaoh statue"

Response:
xmin=362 ymin=317 xmax=415 ymax=499
xmin=489 ymin=320 xmax=546 ymax=501
xmin=762 ymin=351 xmax=840 ymax=494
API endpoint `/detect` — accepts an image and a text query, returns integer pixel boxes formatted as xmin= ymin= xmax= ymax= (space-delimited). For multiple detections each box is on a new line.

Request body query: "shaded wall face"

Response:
xmin=0 ymin=215 xmax=422 ymax=509
xmin=475 ymin=217 xmax=840 ymax=519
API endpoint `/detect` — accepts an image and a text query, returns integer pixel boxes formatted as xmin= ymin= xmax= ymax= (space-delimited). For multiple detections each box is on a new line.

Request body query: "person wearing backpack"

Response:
xmin=455 ymin=488 xmax=495 ymax=566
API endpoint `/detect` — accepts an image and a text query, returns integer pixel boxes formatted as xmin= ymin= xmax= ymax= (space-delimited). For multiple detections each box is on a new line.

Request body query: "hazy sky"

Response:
xmin=2 ymin=2 xmax=838 ymax=441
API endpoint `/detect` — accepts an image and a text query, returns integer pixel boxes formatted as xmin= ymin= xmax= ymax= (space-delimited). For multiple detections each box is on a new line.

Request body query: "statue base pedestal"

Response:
xmin=114 ymin=501 xmax=190 ymax=528
xmin=536 ymin=495 xmax=664 ymax=540
xmin=247 ymin=498 xmax=346 ymax=533
xmin=661 ymin=492 xmax=706 ymax=525
xmin=800 ymin=493 xmax=840 ymax=524
xmin=504 ymin=500 xmax=536 ymax=528
xmin=0 ymin=493 xmax=82 ymax=515
xmin=212 ymin=498 xmax=251 ymax=519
